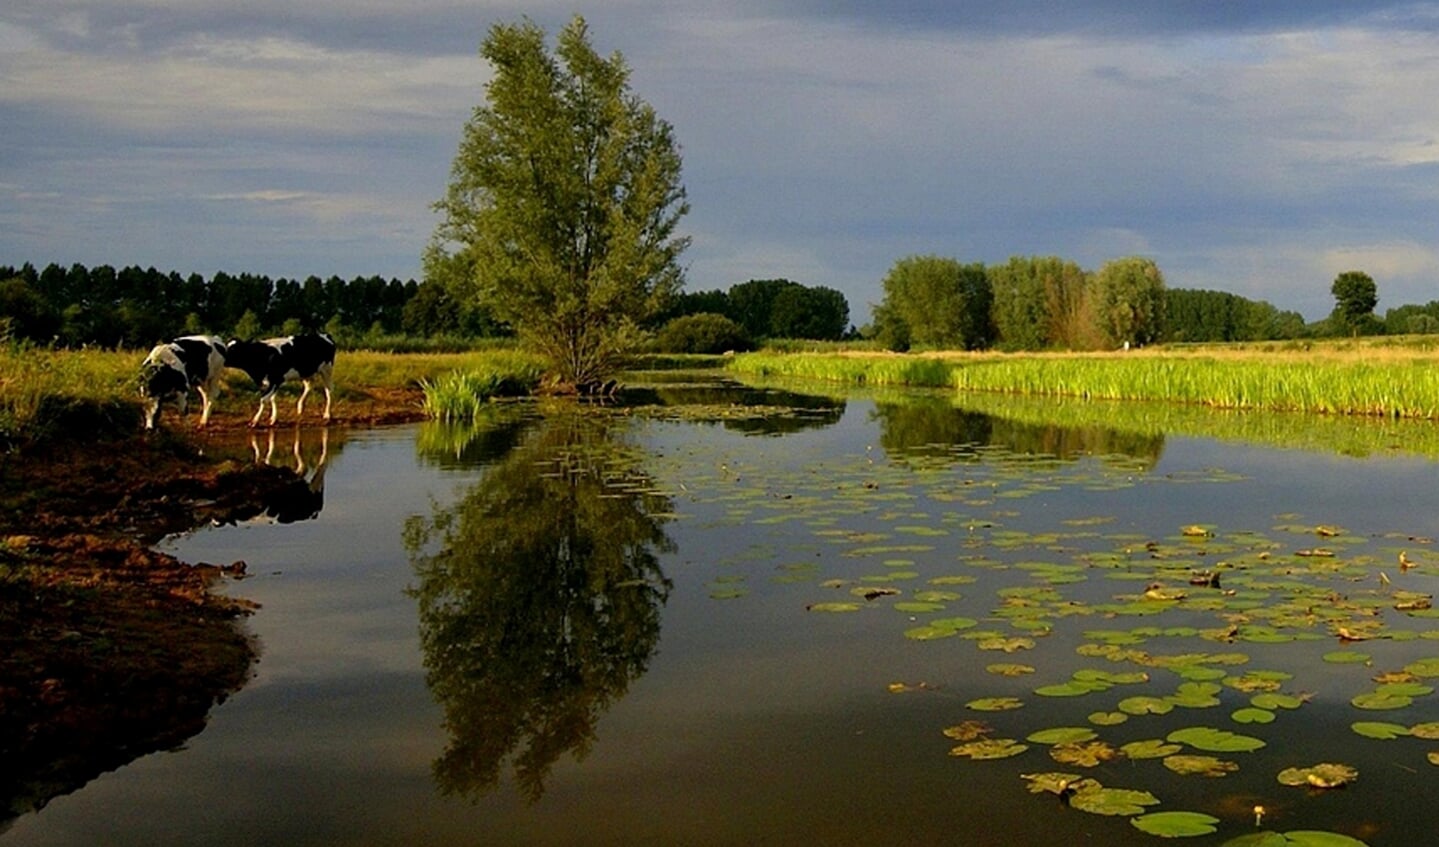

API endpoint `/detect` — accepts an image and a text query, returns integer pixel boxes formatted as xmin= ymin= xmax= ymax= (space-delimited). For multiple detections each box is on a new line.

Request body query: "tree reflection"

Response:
xmin=405 ymin=412 xmax=674 ymax=801
xmin=873 ymin=397 xmax=1164 ymax=467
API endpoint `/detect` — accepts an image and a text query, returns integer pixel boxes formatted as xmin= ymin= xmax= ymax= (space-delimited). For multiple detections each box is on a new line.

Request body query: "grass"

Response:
xmin=728 ymin=340 xmax=1439 ymax=419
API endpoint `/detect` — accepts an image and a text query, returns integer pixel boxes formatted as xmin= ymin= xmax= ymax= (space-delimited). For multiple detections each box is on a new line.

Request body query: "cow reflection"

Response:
xmin=249 ymin=427 xmax=328 ymax=524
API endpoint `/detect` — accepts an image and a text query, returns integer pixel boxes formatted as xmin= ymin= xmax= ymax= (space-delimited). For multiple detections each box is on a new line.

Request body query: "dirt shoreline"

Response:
xmin=0 ymin=384 xmax=429 ymax=823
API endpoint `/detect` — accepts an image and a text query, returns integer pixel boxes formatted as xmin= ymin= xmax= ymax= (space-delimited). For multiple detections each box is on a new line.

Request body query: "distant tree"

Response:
xmin=1331 ymin=271 xmax=1378 ymax=336
xmin=0 ymin=277 xmax=60 ymax=342
xmin=653 ymin=313 xmax=752 ymax=353
xmin=1385 ymin=301 xmax=1439 ymax=335
xmin=769 ymin=285 xmax=849 ymax=340
xmin=989 ymin=256 xmax=1085 ymax=350
xmin=426 ymin=15 xmax=689 ymax=390
xmin=878 ymin=255 xmax=991 ymax=350
xmin=1087 ymin=257 xmax=1166 ymax=348
xmin=727 ymin=279 xmax=800 ymax=339
xmin=868 ymin=300 xmax=911 ymax=352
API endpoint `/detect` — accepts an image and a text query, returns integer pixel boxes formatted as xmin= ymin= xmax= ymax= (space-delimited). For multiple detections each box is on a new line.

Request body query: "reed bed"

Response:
xmin=417 ymin=352 xmax=545 ymax=421
xmin=727 ymin=349 xmax=1439 ymax=419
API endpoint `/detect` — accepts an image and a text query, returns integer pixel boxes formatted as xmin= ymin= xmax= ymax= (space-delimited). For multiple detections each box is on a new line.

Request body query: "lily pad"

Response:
xmin=1163 ymin=754 xmax=1239 ymax=777
xmin=966 ymin=697 xmax=1024 ymax=712
xmin=1068 ymin=785 xmax=1162 ymax=816
xmin=1088 ymin=711 xmax=1129 ymax=726
xmin=986 ymin=663 xmax=1036 ymax=677
xmin=1027 ymin=727 xmax=1098 ymax=745
xmin=1232 ymin=707 xmax=1277 ymax=725
xmin=1167 ymin=726 xmax=1266 ymax=752
xmin=942 ymin=721 xmax=991 ymax=741
xmin=1277 ymin=763 xmax=1357 ymax=788
xmin=807 ymin=602 xmax=862 ymax=613
xmin=1020 ymin=772 xmax=1083 ymax=795
xmin=1050 ymin=740 xmax=1119 ymax=767
xmin=1350 ymin=691 xmax=1413 ymax=710
xmin=1350 ymin=721 xmax=1410 ymax=739
xmin=1131 ymin=811 xmax=1220 ymax=838
xmin=949 ymin=738 xmax=1028 ymax=759
xmin=1323 ymin=650 xmax=1371 ymax=664
xmin=1121 ymin=739 xmax=1182 ymax=759
xmin=1119 ymin=696 xmax=1175 ymax=716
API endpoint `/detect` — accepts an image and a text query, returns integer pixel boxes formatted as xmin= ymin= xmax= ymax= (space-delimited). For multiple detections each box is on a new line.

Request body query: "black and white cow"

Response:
xmin=224 ymin=332 xmax=336 ymax=427
xmin=139 ymin=334 xmax=228 ymax=430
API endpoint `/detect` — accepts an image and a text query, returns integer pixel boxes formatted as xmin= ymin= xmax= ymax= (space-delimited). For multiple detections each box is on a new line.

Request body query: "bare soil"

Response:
xmin=0 ymin=384 xmax=428 ymax=823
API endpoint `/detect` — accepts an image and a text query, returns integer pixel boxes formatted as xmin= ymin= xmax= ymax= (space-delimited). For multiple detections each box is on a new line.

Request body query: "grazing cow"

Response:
xmin=139 ymin=335 xmax=227 ymax=429
xmin=225 ymin=332 xmax=336 ymax=427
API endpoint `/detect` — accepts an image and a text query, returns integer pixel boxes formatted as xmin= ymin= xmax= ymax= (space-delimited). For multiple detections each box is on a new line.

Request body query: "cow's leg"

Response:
xmin=268 ymin=394 xmax=280 ymax=427
xmin=249 ymin=397 xmax=267 ymax=428
xmin=321 ymin=386 xmax=332 ymax=422
xmin=143 ymin=397 xmax=161 ymax=430
xmin=196 ymin=386 xmax=213 ymax=427
xmin=295 ymin=380 xmax=313 ymax=418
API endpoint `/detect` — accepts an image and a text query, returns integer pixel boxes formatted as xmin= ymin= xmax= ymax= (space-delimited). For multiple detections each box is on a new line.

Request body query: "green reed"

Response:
xmin=417 ymin=352 xmax=545 ymax=421
xmin=727 ymin=352 xmax=1439 ymax=419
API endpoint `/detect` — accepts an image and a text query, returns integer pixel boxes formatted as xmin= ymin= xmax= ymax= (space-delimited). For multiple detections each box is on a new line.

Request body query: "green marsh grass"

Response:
xmin=416 ymin=351 xmax=545 ymax=421
xmin=728 ymin=346 xmax=1439 ymax=419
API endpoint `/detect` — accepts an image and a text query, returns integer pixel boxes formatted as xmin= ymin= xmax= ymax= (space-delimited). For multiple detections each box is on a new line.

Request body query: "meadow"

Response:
xmin=7 ymin=337 xmax=1439 ymax=446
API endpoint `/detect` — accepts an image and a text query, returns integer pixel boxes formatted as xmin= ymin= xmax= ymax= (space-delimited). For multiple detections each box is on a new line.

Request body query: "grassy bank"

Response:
xmin=728 ymin=344 xmax=1439 ymax=419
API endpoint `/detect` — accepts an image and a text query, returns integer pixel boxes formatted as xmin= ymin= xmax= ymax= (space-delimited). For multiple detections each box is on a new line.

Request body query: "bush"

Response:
xmin=653 ymin=313 xmax=753 ymax=354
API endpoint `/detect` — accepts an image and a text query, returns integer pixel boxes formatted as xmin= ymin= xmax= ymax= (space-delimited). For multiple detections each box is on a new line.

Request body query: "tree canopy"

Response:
xmin=1331 ymin=270 xmax=1379 ymax=336
xmin=877 ymin=255 xmax=993 ymax=350
xmin=426 ymin=16 xmax=689 ymax=390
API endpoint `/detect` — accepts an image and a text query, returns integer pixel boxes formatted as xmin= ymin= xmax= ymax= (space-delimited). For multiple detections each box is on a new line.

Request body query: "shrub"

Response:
xmin=653 ymin=313 xmax=753 ymax=354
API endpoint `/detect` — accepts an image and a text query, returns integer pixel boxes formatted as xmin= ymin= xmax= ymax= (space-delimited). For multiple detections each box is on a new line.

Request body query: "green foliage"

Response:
xmin=652 ymin=313 xmax=753 ymax=354
xmin=988 ymin=256 xmax=1086 ymax=350
xmin=769 ymin=284 xmax=849 ymax=340
xmin=879 ymin=255 xmax=993 ymax=350
xmin=1088 ymin=256 xmax=1166 ymax=348
xmin=1331 ymin=270 xmax=1379 ymax=336
xmin=1163 ymin=288 xmax=1304 ymax=343
xmin=426 ymin=15 xmax=689 ymax=390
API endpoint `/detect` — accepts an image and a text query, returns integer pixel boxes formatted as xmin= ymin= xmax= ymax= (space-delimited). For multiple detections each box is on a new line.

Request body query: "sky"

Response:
xmin=3 ymin=1 xmax=1438 ymax=323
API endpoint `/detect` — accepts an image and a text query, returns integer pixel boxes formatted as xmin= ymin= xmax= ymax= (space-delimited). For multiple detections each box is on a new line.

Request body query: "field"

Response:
xmin=6 ymin=338 xmax=1439 ymax=446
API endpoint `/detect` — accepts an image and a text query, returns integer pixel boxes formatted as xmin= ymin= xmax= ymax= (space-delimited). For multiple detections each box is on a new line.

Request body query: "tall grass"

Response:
xmin=417 ymin=352 xmax=545 ymax=421
xmin=727 ymin=349 xmax=1439 ymax=419
xmin=0 ymin=344 xmax=140 ymax=444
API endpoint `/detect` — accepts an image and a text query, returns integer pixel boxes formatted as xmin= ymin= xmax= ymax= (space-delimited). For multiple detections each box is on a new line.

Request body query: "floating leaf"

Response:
xmin=942 ymin=721 xmax=991 ymax=741
xmin=1279 ymin=830 xmax=1372 ymax=846
xmin=1168 ymin=726 xmax=1266 ymax=752
xmin=1251 ymin=693 xmax=1307 ymax=711
xmin=1409 ymin=721 xmax=1439 ymax=739
xmin=1068 ymin=785 xmax=1161 ymax=816
xmin=1035 ymin=680 xmax=1108 ymax=697
xmin=1163 ymin=754 xmax=1239 ymax=777
xmin=1219 ymin=834 xmax=1290 ymax=847
xmin=966 ymin=697 xmax=1024 ymax=712
xmin=1131 ymin=811 xmax=1220 ymax=837
xmin=1350 ymin=691 xmax=1413 ymax=710
xmin=1119 ymin=696 xmax=1175 ymax=716
xmin=1020 ymin=772 xmax=1083 ymax=795
xmin=1277 ymin=763 xmax=1357 ymax=789
xmin=1121 ymin=739 xmax=1182 ymax=759
xmin=1350 ymin=721 xmax=1410 ymax=740
xmin=1233 ymin=708 xmax=1277 ymax=725
xmin=807 ymin=602 xmax=862 ymax=613
xmin=904 ymin=625 xmax=960 ymax=641
xmin=1027 ymin=727 xmax=1098 ymax=745
xmin=894 ymin=601 xmax=947 ymax=613
xmin=978 ymin=637 xmax=1036 ymax=653
xmin=986 ymin=663 xmax=1036 ymax=677
xmin=1089 ymin=711 xmax=1129 ymax=726
xmin=949 ymin=738 xmax=1028 ymax=759
xmin=1050 ymin=741 xmax=1119 ymax=767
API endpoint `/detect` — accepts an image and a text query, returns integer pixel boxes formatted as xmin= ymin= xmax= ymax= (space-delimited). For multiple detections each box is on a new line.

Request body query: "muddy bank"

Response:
xmin=0 ymin=386 xmax=426 ymax=823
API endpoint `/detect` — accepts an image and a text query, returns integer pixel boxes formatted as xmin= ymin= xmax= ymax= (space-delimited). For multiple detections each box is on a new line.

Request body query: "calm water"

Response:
xmin=8 ymin=384 xmax=1439 ymax=846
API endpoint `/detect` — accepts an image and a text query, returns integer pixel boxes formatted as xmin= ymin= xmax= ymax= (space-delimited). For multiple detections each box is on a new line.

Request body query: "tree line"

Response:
xmin=867 ymin=255 xmax=1432 ymax=351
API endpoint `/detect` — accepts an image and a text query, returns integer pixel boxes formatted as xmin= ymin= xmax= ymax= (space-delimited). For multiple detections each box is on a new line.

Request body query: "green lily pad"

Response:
xmin=1280 ymin=831 xmax=1373 ymax=846
xmin=1049 ymin=740 xmax=1119 ymax=767
xmin=1088 ymin=711 xmax=1129 ymax=726
xmin=1020 ymin=772 xmax=1083 ymax=795
xmin=1121 ymin=739 xmax=1182 ymax=759
xmin=1232 ymin=707 xmax=1277 ymax=725
xmin=894 ymin=601 xmax=947 ymax=613
xmin=903 ymin=625 xmax=960 ymax=641
xmin=1251 ymin=693 xmax=1307 ymax=710
xmin=1350 ymin=721 xmax=1411 ymax=739
xmin=1323 ymin=650 xmax=1372 ymax=664
xmin=1035 ymin=680 xmax=1108 ymax=697
xmin=1131 ymin=810 xmax=1220 ymax=837
xmin=1068 ymin=785 xmax=1161 ymax=816
xmin=1350 ymin=691 xmax=1414 ymax=710
xmin=1119 ymin=696 xmax=1175 ymax=716
xmin=806 ymin=602 xmax=862 ymax=613
xmin=1167 ymin=726 xmax=1266 ymax=752
xmin=1409 ymin=721 xmax=1439 ymax=739
xmin=966 ymin=697 xmax=1024 ymax=712
xmin=1027 ymin=727 xmax=1098 ymax=745
xmin=986 ymin=663 xmax=1036 ymax=676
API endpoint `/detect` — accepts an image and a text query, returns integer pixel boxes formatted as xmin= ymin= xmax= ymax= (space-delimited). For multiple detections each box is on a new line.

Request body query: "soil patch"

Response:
xmin=0 ymin=385 xmax=426 ymax=823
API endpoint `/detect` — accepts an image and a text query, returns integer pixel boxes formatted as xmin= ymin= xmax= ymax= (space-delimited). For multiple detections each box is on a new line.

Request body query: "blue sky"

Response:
xmin=3 ymin=1 xmax=1437 ymax=323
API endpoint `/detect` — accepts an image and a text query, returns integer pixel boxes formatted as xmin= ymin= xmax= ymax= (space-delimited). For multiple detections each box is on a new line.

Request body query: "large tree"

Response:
xmin=878 ymin=255 xmax=992 ymax=350
xmin=1331 ymin=270 xmax=1378 ymax=336
xmin=1087 ymin=257 xmax=1166 ymax=348
xmin=427 ymin=16 xmax=689 ymax=390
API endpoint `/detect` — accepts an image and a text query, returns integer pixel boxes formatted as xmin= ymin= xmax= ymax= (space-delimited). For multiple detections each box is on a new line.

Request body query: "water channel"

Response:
xmin=6 ymin=376 xmax=1439 ymax=846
